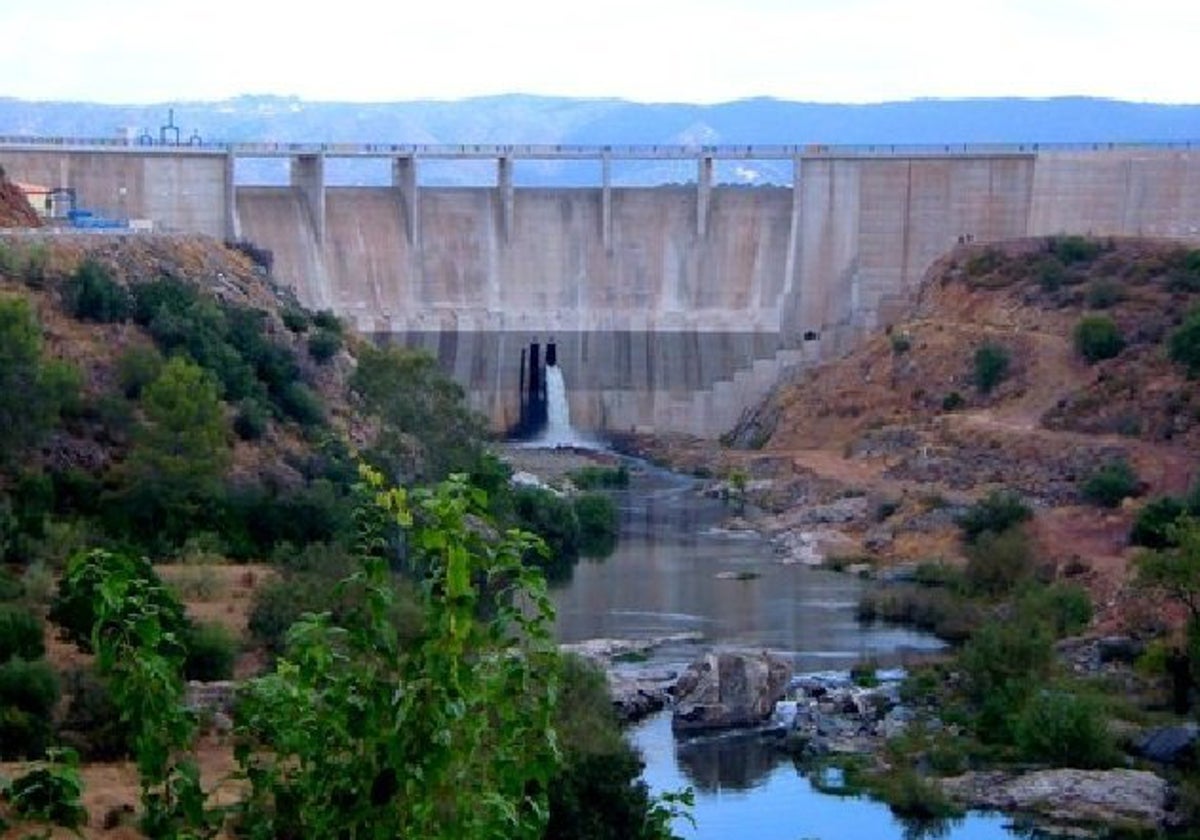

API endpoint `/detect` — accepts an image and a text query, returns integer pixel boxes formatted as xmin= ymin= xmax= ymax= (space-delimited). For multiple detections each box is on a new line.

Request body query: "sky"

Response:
xmin=3 ymin=0 xmax=1196 ymax=105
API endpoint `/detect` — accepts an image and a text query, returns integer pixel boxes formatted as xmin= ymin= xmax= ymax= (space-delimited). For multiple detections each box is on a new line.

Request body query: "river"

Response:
xmin=550 ymin=460 xmax=1022 ymax=840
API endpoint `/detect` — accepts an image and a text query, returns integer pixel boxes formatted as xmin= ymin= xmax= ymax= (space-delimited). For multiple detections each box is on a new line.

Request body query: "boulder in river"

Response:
xmin=672 ymin=650 xmax=791 ymax=733
xmin=940 ymin=769 xmax=1172 ymax=831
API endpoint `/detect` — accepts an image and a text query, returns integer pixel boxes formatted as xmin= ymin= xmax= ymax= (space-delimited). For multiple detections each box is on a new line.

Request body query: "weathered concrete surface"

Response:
xmin=0 ymin=149 xmax=231 ymax=237
xmin=5 ymin=147 xmax=1200 ymax=436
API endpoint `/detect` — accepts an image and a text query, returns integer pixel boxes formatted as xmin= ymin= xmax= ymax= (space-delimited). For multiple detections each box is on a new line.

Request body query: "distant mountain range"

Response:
xmin=2 ymin=95 xmax=1198 ymax=186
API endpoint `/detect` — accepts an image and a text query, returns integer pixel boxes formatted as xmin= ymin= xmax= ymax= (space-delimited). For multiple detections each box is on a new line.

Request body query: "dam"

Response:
xmin=2 ymin=138 xmax=1199 ymax=436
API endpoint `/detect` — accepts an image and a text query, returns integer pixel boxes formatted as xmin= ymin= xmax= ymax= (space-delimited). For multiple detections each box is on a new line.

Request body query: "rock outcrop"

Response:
xmin=940 ymin=769 xmax=1173 ymax=831
xmin=672 ymin=650 xmax=791 ymax=733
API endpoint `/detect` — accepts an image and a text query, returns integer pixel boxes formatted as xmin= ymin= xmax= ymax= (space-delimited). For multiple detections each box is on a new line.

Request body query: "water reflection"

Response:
xmin=551 ymin=462 xmax=942 ymax=670
xmin=674 ymin=729 xmax=784 ymax=792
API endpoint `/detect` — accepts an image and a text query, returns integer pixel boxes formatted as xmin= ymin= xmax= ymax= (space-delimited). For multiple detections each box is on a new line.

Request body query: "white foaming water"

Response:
xmin=533 ymin=364 xmax=592 ymax=449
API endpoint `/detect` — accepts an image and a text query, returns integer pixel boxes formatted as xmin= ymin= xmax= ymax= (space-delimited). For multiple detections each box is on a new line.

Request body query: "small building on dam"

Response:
xmin=2 ymin=138 xmax=1198 ymax=437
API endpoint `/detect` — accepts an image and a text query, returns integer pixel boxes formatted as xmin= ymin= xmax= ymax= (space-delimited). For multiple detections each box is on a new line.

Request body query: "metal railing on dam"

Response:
xmin=0 ymin=135 xmax=1197 ymax=160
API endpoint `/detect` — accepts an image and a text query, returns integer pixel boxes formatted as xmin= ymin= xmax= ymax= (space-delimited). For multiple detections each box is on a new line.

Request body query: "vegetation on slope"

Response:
xmin=0 ymin=234 xmax=643 ymax=839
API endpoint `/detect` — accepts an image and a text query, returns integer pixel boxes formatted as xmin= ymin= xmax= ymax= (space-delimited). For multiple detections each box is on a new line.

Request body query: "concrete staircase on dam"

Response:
xmin=660 ymin=347 xmax=811 ymax=436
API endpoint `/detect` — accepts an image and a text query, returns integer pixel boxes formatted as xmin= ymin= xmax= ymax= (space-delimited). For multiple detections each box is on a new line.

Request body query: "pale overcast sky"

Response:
xmin=3 ymin=0 xmax=1195 ymax=104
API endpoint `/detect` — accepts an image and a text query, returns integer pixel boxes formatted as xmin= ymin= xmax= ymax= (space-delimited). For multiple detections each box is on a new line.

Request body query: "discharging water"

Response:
xmin=549 ymin=460 xmax=1022 ymax=840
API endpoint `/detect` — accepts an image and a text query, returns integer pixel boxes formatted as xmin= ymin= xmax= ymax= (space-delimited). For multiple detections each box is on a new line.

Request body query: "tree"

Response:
xmin=117 ymin=356 xmax=230 ymax=546
xmin=1170 ymin=307 xmax=1200 ymax=377
xmin=1135 ymin=515 xmax=1200 ymax=624
xmin=234 ymin=468 xmax=560 ymax=839
xmin=351 ymin=345 xmax=486 ymax=483
xmin=0 ymin=296 xmax=77 ymax=465
xmin=972 ymin=343 xmax=1010 ymax=394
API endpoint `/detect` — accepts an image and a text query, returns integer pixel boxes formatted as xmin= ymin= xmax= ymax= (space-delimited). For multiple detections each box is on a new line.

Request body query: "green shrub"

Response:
xmin=312 ymin=309 xmax=342 ymax=333
xmin=1073 ymin=315 xmax=1126 ymax=364
xmin=568 ymin=465 xmax=631 ymax=490
xmin=1050 ymin=235 xmax=1102 ymax=265
xmin=964 ymin=526 xmax=1035 ymax=597
xmin=183 ymin=621 xmax=237 ymax=682
xmin=1082 ymin=458 xmax=1139 ymax=507
xmin=56 ymin=667 xmax=133 ymax=760
xmin=957 ymin=489 xmax=1032 ymax=543
xmin=278 ymin=381 xmax=324 ymax=426
xmin=857 ymin=585 xmax=979 ymax=642
xmin=0 ymin=566 xmax=23 ymax=601
xmin=545 ymin=656 xmax=662 ymax=840
xmin=307 ymin=328 xmax=342 ymax=363
xmin=1169 ymin=307 xmax=1200 ymax=377
xmin=965 ymin=248 xmax=1003 ymax=278
xmin=49 ymin=549 xmax=189 ymax=651
xmin=4 ymin=750 xmax=88 ymax=828
xmin=513 ymin=486 xmax=580 ymax=581
xmin=0 ymin=605 xmax=44 ymax=663
xmin=890 ymin=332 xmax=912 ymax=354
xmin=1129 ymin=496 xmax=1188 ymax=548
xmin=115 ymin=344 xmax=165 ymax=399
xmin=876 ymin=766 xmax=961 ymax=820
xmin=573 ymin=493 xmax=618 ymax=558
xmin=62 ymin=258 xmax=131 ymax=323
xmin=281 ymin=308 xmax=310 ymax=333
xmin=972 ymin=343 xmax=1010 ymax=393
xmin=941 ymin=391 xmax=965 ymax=411
xmin=959 ymin=619 xmax=1054 ymax=744
xmin=1035 ymin=257 xmax=1066 ymax=292
xmin=233 ymin=397 xmax=270 ymax=441
xmin=1014 ymin=690 xmax=1118 ymax=768
xmin=0 ymin=658 xmax=60 ymax=759
xmin=1016 ymin=583 xmax=1093 ymax=638
xmin=1085 ymin=279 xmax=1125 ymax=309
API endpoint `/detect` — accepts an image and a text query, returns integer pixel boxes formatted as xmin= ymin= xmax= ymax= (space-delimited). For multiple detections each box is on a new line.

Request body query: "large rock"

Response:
xmin=1136 ymin=723 xmax=1199 ymax=766
xmin=941 ymin=769 xmax=1171 ymax=830
xmin=672 ymin=651 xmax=791 ymax=733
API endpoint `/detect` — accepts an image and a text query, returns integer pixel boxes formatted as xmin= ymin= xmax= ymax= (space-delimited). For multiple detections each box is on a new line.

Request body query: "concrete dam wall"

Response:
xmin=3 ymin=142 xmax=1199 ymax=436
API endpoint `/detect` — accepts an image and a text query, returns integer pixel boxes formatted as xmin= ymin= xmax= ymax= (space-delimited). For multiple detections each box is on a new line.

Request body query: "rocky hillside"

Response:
xmin=0 ymin=164 xmax=40 ymax=227
xmin=715 ymin=236 xmax=1200 ymax=629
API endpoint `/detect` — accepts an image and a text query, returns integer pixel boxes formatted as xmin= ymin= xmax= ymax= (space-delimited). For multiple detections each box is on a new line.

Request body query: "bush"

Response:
xmin=278 ymin=381 xmax=324 ymax=426
xmin=972 ymin=343 xmax=1010 ymax=393
xmin=115 ymin=344 xmax=165 ymax=399
xmin=959 ymin=619 xmax=1054 ymax=744
xmin=1169 ymin=307 xmax=1200 ymax=377
xmin=568 ymin=465 xmax=630 ymax=490
xmin=183 ymin=621 xmax=237 ymax=682
xmin=281 ymin=308 xmax=310 ymax=333
xmin=56 ymin=668 xmax=133 ymax=760
xmin=307 ymin=328 xmax=342 ymax=363
xmin=890 ymin=332 xmax=912 ymax=354
xmin=1085 ymin=279 xmax=1125 ymax=309
xmin=1129 ymin=496 xmax=1188 ymax=548
xmin=0 ymin=658 xmax=60 ymax=759
xmin=233 ymin=397 xmax=270 ymax=441
xmin=312 ymin=309 xmax=342 ymax=333
xmin=49 ymin=549 xmax=189 ymax=651
xmin=1014 ymin=690 xmax=1118 ymax=768
xmin=941 ymin=391 xmax=965 ymax=411
xmin=1050 ymin=235 xmax=1103 ymax=265
xmin=964 ymin=526 xmax=1035 ymax=597
xmin=1016 ymin=583 xmax=1093 ymax=638
xmin=4 ymin=752 xmax=88 ymax=828
xmin=62 ymin=258 xmax=131 ymax=323
xmin=957 ymin=489 xmax=1032 ymax=543
xmin=1073 ymin=315 xmax=1126 ymax=364
xmin=1082 ymin=458 xmax=1139 ymax=508
xmin=1035 ymin=257 xmax=1066 ymax=292
xmin=573 ymin=493 xmax=618 ymax=558
xmin=0 ymin=605 xmax=45 ymax=663
xmin=513 ymin=486 xmax=580 ymax=580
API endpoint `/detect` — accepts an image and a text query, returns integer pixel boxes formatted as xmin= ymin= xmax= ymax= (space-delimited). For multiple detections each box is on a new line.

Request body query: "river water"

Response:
xmin=550 ymin=461 xmax=1021 ymax=840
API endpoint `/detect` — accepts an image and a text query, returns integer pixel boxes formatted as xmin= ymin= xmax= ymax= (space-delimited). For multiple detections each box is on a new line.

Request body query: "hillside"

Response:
xmin=713 ymin=236 xmax=1200 ymax=630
